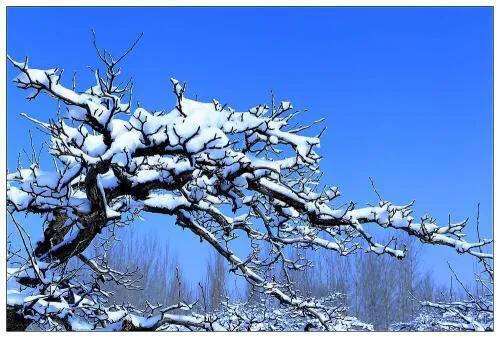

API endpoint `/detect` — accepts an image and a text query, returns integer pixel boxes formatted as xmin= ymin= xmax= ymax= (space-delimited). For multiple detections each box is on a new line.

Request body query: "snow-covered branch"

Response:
xmin=6 ymin=41 xmax=492 ymax=331
xmin=391 ymin=207 xmax=493 ymax=332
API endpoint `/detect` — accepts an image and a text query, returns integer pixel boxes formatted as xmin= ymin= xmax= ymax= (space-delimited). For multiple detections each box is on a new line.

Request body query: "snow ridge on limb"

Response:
xmin=7 ymin=40 xmax=492 ymax=331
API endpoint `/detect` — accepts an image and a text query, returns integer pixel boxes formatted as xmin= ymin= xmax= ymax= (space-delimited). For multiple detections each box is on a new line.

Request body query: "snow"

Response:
xmin=280 ymin=101 xmax=293 ymax=111
xmin=7 ymin=290 xmax=25 ymax=306
xmin=134 ymin=169 xmax=161 ymax=184
xmin=144 ymin=193 xmax=190 ymax=211
xmin=7 ymin=187 xmax=31 ymax=210
xmin=83 ymin=134 xmax=107 ymax=157
xmin=106 ymin=310 xmax=127 ymax=322
xmin=69 ymin=317 xmax=94 ymax=331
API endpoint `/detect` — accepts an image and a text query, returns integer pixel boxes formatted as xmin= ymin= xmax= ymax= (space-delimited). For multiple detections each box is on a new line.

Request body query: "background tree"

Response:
xmin=103 ymin=227 xmax=194 ymax=308
xmin=202 ymin=252 xmax=228 ymax=312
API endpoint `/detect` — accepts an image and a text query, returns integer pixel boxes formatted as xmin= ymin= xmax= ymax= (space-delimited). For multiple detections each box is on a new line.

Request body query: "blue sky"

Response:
xmin=7 ymin=7 xmax=493 ymax=286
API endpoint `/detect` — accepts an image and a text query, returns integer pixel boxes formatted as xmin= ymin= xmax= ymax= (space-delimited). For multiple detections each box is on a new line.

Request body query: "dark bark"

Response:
xmin=6 ymin=307 xmax=31 ymax=331
xmin=35 ymin=164 xmax=110 ymax=263
xmin=34 ymin=209 xmax=71 ymax=257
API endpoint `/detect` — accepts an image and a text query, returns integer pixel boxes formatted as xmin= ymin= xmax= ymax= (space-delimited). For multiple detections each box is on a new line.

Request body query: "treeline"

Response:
xmin=101 ymin=228 xmax=465 ymax=330
xmin=286 ymin=238 xmax=449 ymax=329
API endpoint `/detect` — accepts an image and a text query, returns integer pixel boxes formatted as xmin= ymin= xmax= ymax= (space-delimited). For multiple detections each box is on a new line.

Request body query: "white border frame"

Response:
xmin=1 ymin=2 xmax=496 ymax=337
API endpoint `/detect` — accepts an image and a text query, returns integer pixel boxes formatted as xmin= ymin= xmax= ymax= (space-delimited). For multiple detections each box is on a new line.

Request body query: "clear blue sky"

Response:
xmin=7 ymin=7 xmax=493 ymax=286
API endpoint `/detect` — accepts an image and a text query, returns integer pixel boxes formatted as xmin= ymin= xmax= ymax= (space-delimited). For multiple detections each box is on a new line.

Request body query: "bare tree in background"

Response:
xmin=6 ymin=35 xmax=492 ymax=331
xmin=353 ymin=237 xmax=421 ymax=329
xmin=202 ymin=252 xmax=228 ymax=311
xmin=102 ymin=227 xmax=194 ymax=307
